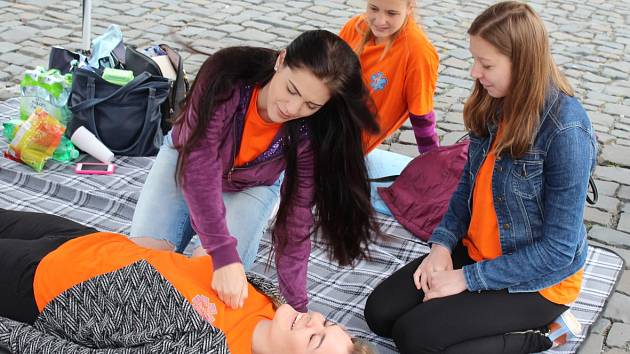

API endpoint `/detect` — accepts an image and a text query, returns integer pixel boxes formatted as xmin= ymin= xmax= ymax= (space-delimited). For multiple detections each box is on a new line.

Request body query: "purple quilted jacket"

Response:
xmin=172 ymin=79 xmax=314 ymax=311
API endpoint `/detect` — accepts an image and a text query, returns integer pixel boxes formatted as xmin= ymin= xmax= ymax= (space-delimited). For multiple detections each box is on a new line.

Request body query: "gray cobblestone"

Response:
xmin=604 ymin=104 xmax=630 ymax=118
xmin=580 ymin=334 xmax=606 ymax=354
xmin=604 ymin=85 xmax=630 ymax=98
xmin=231 ymin=29 xmax=277 ymax=42
xmin=591 ymin=113 xmax=618 ymax=127
xmin=593 ymin=195 xmax=622 ymax=213
xmin=389 ymin=143 xmax=420 ymax=158
xmin=267 ymin=27 xmax=302 ymax=39
xmin=442 ymin=131 xmax=468 ymax=145
xmin=604 ymin=349 xmax=629 ymax=354
xmin=584 ymin=72 xmax=611 ymax=84
xmin=604 ymin=293 xmax=630 ymax=323
xmin=214 ymin=23 xmax=245 ymax=33
xmin=0 ymin=52 xmax=36 ymax=67
xmin=618 ymin=271 xmax=630 ymax=296
xmin=606 ymin=323 xmax=630 ymax=348
xmin=596 ymin=180 xmax=620 ymax=197
xmin=585 ymin=207 xmax=614 ymax=227
xmin=0 ymin=27 xmax=39 ymax=43
xmin=612 ymin=129 xmax=630 ymax=140
xmin=0 ymin=42 xmax=19 ymax=54
xmin=593 ymin=318 xmax=613 ymax=335
xmin=589 ymin=226 xmax=630 ymax=248
xmin=618 ymin=213 xmax=630 ymax=234
xmin=596 ymin=166 xmax=630 ymax=186
xmin=398 ymin=130 xmax=416 ymax=145
xmin=126 ymin=7 xmax=150 ymax=17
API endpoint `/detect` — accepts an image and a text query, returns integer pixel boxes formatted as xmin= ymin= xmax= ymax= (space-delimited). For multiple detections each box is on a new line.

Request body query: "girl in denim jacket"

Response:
xmin=130 ymin=31 xmax=381 ymax=313
xmin=364 ymin=2 xmax=597 ymax=353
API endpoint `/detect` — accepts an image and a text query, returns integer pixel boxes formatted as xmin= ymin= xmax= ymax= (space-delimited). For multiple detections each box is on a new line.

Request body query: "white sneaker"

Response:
xmin=547 ymin=310 xmax=582 ymax=348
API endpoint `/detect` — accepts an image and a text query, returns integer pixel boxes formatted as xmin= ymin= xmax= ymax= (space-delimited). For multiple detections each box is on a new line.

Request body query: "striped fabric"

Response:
xmin=0 ymin=260 xmax=229 ymax=353
xmin=0 ymin=98 xmax=623 ymax=354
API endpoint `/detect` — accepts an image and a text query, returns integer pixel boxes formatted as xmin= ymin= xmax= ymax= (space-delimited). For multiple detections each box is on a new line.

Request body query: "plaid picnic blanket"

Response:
xmin=0 ymin=98 xmax=623 ymax=354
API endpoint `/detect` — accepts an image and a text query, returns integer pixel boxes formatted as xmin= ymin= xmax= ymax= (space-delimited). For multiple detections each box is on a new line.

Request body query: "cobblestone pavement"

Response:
xmin=0 ymin=0 xmax=629 ymax=352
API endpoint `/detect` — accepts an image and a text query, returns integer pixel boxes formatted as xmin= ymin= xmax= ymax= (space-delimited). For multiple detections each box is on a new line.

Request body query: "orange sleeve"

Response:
xmin=405 ymin=30 xmax=439 ymax=116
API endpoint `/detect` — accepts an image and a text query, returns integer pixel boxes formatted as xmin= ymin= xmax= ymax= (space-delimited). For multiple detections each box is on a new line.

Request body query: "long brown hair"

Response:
xmin=351 ymin=338 xmax=377 ymax=354
xmin=353 ymin=0 xmax=415 ymax=61
xmin=463 ymin=1 xmax=573 ymax=157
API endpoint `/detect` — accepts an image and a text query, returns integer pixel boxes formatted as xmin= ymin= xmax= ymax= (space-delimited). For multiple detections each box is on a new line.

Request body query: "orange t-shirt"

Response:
xmin=235 ymin=86 xmax=282 ymax=167
xmin=33 ymin=233 xmax=275 ymax=354
xmin=339 ymin=15 xmax=439 ymax=152
xmin=464 ymin=129 xmax=583 ymax=305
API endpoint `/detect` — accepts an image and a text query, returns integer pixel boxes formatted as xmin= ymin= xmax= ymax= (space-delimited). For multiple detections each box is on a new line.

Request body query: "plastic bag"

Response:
xmin=3 ymin=119 xmax=79 ymax=163
xmin=20 ymin=67 xmax=73 ymax=125
xmin=6 ymin=108 xmax=65 ymax=171
xmin=88 ymin=24 xmax=124 ymax=69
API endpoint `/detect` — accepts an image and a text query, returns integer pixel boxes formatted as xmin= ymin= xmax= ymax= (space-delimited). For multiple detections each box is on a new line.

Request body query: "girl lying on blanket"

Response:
xmin=130 ymin=29 xmax=381 ymax=314
xmin=364 ymin=2 xmax=596 ymax=353
xmin=0 ymin=209 xmax=374 ymax=354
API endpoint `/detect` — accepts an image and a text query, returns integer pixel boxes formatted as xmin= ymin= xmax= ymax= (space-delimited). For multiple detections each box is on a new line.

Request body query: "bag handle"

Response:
xmin=68 ymin=70 xmax=153 ymax=112
xmin=89 ymin=87 xmax=158 ymax=154
xmin=586 ymin=177 xmax=598 ymax=205
xmin=369 ymin=175 xmax=399 ymax=183
xmin=68 ymin=70 xmax=162 ymax=154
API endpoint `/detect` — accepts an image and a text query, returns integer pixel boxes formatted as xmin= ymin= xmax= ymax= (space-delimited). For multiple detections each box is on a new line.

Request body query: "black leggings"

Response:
xmin=364 ymin=243 xmax=567 ymax=354
xmin=0 ymin=209 xmax=95 ymax=324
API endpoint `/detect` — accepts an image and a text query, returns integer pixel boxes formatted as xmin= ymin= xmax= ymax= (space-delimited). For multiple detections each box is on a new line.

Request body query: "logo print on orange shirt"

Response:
xmin=192 ymin=295 xmax=218 ymax=324
xmin=370 ymin=71 xmax=388 ymax=92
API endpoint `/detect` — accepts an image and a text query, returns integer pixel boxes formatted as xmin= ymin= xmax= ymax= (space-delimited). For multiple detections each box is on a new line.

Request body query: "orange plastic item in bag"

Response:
xmin=7 ymin=108 xmax=65 ymax=171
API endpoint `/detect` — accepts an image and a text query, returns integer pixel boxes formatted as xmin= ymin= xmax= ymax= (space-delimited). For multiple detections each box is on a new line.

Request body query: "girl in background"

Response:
xmin=364 ymin=2 xmax=596 ymax=353
xmin=339 ymin=0 xmax=440 ymax=214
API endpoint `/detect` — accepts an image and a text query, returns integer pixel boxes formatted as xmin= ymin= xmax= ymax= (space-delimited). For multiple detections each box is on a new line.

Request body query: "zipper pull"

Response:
xmin=228 ymin=168 xmax=234 ymax=182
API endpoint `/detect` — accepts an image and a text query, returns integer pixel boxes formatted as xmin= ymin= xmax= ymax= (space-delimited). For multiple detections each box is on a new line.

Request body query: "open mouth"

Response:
xmin=291 ymin=313 xmax=304 ymax=330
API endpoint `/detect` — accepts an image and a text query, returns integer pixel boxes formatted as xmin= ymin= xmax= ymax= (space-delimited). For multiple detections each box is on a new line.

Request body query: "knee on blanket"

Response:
xmin=364 ymin=289 xmax=399 ymax=337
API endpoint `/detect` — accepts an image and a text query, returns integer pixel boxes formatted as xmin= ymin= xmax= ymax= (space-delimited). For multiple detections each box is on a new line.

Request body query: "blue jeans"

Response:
xmin=129 ymin=132 xmax=280 ymax=270
xmin=366 ymin=149 xmax=413 ymax=216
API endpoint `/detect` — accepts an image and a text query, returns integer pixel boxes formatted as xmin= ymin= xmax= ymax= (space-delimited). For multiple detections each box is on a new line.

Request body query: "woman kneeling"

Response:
xmin=364 ymin=2 xmax=597 ymax=353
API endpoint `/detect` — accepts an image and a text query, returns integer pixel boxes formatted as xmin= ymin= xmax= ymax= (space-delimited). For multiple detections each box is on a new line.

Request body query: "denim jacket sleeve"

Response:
xmin=463 ymin=125 xmax=595 ymax=291
xmin=428 ymin=146 xmax=473 ymax=251
xmin=275 ymin=139 xmax=316 ymax=311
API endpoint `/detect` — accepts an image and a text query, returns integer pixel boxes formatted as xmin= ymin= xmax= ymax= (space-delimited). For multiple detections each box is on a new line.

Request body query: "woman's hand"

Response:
xmin=423 ymin=269 xmax=467 ymax=302
xmin=413 ymin=244 xmax=453 ymax=294
xmin=212 ymin=262 xmax=248 ymax=309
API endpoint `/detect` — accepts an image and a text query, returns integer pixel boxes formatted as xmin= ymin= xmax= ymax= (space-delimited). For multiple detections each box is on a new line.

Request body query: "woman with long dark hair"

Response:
xmin=130 ymin=30 xmax=380 ymax=312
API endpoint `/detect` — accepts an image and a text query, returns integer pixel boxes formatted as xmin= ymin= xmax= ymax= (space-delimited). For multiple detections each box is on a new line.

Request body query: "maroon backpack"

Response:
xmin=378 ymin=140 xmax=469 ymax=241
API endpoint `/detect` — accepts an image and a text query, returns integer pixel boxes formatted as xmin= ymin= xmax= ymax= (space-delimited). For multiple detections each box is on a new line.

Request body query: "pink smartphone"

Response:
xmin=75 ymin=162 xmax=115 ymax=175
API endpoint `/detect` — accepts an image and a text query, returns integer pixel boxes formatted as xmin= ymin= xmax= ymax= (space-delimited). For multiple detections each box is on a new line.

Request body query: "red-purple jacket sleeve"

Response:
xmin=410 ymin=111 xmax=439 ymax=154
xmin=275 ymin=140 xmax=315 ymax=311
xmin=172 ymin=84 xmax=242 ymax=270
